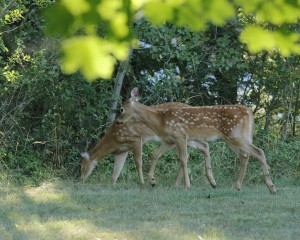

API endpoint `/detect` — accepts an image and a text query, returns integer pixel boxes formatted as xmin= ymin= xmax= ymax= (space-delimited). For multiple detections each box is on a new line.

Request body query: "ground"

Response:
xmin=1 ymin=180 xmax=299 ymax=240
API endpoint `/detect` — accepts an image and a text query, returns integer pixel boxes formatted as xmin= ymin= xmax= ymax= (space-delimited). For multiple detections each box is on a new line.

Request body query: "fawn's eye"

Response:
xmin=119 ymin=107 xmax=125 ymax=114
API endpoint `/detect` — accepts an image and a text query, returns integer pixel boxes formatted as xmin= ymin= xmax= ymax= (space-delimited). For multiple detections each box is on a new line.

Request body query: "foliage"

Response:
xmin=61 ymin=36 xmax=129 ymax=80
xmin=132 ymin=20 xmax=249 ymax=105
xmin=43 ymin=0 xmax=300 ymax=80
xmin=240 ymin=26 xmax=300 ymax=56
xmin=237 ymin=0 xmax=300 ymax=56
xmin=0 ymin=37 xmax=114 ymax=184
xmin=43 ymin=0 xmax=132 ymax=80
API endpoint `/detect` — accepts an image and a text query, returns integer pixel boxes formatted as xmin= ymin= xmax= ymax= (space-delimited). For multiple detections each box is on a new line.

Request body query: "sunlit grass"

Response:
xmin=0 ymin=179 xmax=300 ymax=240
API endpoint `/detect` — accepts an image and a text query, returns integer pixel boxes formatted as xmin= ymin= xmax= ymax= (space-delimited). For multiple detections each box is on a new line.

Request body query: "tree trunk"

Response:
xmin=107 ymin=48 xmax=133 ymax=125
xmin=292 ymin=83 xmax=299 ymax=136
xmin=264 ymin=96 xmax=279 ymax=132
xmin=282 ymin=84 xmax=293 ymax=141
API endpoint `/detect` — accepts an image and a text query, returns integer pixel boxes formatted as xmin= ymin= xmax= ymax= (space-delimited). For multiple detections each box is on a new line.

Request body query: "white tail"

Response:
xmin=117 ymin=87 xmax=276 ymax=193
xmin=80 ymin=102 xmax=216 ymax=188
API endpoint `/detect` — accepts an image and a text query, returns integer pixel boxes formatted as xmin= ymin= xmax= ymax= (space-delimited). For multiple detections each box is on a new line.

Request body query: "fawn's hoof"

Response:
xmin=150 ymin=178 xmax=156 ymax=187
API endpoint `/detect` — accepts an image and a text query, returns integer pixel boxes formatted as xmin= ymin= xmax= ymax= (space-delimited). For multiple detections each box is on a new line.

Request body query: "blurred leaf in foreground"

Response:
xmin=240 ymin=26 xmax=300 ymax=56
xmin=62 ymin=36 xmax=116 ymax=81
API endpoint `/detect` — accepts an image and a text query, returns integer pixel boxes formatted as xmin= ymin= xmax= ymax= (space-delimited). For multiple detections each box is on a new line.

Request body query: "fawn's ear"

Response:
xmin=130 ymin=87 xmax=140 ymax=102
xmin=80 ymin=152 xmax=90 ymax=160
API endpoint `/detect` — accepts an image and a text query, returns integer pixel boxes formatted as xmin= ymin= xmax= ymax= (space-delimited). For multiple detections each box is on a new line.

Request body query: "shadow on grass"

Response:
xmin=1 ymin=178 xmax=300 ymax=240
xmin=0 ymin=179 xmax=229 ymax=239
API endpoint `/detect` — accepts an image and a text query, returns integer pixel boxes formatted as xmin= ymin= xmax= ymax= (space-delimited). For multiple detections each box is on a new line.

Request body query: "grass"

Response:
xmin=1 ymin=179 xmax=300 ymax=240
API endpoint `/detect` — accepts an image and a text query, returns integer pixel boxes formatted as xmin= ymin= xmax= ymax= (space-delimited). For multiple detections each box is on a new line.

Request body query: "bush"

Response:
xmin=1 ymin=42 xmax=299 ymax=187
xmin=0 ymin=45 xmax=114 ymax=185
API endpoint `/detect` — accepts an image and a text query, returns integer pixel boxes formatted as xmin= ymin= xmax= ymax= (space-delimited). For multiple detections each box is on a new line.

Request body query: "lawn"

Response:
xmin=0 ymin=180 xmax=299 ymax=240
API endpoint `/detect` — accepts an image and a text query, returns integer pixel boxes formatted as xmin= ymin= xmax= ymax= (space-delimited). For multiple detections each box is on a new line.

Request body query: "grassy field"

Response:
xmin=0 ymin=179 xmax=300 ymax=240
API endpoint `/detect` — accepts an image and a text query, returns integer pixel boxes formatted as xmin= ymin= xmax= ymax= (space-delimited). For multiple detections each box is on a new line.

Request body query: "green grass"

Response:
xmin=0 ymin=179 xmax=300 ymax=240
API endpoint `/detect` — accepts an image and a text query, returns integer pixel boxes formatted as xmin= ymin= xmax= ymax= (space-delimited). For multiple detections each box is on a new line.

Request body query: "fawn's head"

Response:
xmin=79 ymin=152 xmax=97 ymax=181
xmin=118 ymin=87 xmax=141 ymax=123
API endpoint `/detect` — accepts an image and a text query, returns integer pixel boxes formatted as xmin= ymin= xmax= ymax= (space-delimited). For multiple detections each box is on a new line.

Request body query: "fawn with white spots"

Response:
xmin=80 ymin=102 xmax=216 ymax=188
xmin=117 ymin=88 xmax=276 ymax=193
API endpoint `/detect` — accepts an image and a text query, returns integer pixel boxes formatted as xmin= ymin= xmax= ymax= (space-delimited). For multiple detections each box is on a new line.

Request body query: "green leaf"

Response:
xmin=144 ymin=0 xmax=174 ymax=24
xmin=110 ymin=42 xmax=130 ymax=60
xmin=204 ymin=0 xmax=235 ymax=26
xmin=44 ymin=4 xmax=75 ymax=36
xmin=273 ymin=29 xmax=300 ymax=56
xmin=143 ymin=0 xmax=235 ymax=30
xmin=97 ymin=0 xmax=123 ymax=20
xmin=61 ymin=0 xmax=90 ymax=16
xmin=236 ymin=0 xmax=300 ymax=24
xmin=61 ymin=36 xmax=116 ymax=80
xmin=240 ymin=26 xmax=300 ymax=56
xmin=240 ymin=26 xmax=276 ymax=52
xmin=110 ymin=12 xmax=129 ymax=38
xmin=176 ymin=2 xmax=206 ymax=30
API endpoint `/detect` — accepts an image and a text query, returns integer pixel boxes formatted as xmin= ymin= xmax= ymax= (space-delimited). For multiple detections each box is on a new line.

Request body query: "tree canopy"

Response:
xmin=43 ymin=0 xmax=300 ymax=80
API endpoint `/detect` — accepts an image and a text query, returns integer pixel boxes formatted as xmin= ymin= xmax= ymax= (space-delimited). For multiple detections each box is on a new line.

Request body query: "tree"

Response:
xmin=43 ymin=0 xmax=300 ymax=81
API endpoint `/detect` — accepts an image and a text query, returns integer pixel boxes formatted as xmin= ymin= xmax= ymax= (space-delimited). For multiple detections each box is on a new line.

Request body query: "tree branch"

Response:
xmin=107 ymin=48 xmax=133 ymax=125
